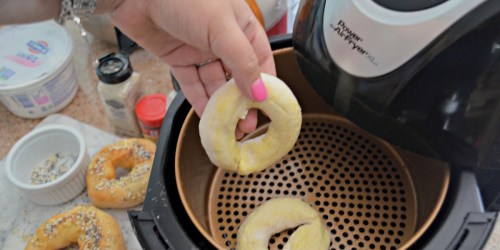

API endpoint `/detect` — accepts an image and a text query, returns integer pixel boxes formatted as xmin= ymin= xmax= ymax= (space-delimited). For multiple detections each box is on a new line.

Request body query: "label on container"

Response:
xmin=102 ymin=98 xmax=142 ymax=137
xmin=97 ymin=72 xmax=143 ymax=137
xmin=138 ymin=122 xmax=161 ymax=143
xmin=0 ymin=21 xmax=72 ymax=88
xmin=0 ymin=63 xmax=77 ymax=117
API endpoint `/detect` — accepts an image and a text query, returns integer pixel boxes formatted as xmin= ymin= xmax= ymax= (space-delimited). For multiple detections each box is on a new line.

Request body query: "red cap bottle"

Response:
xmin=135 ymin=94 xmax=167 ymax=142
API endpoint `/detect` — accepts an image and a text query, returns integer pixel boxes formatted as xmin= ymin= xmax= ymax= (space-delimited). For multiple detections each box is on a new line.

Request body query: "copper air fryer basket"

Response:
xmin=175 ymin=48 xmax=450 ymax=250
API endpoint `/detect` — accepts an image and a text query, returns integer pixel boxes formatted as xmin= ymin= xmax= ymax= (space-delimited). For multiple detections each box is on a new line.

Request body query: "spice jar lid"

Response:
xmin=96 ymin=52 xmax=133 ymax=84
xmin=135 ymin=94 xmax=167 ymax=127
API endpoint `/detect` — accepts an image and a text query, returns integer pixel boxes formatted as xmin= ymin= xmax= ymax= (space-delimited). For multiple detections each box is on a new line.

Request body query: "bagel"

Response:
xmin=199 ymin=73 xmax=302 ymax=175
xmin=25 ymin=205 xmax=125 ymax=250
xmin=237 ymin=197 xmax=330 ymax=250
xmin=86 ymin=138 xmax=156 ymax=208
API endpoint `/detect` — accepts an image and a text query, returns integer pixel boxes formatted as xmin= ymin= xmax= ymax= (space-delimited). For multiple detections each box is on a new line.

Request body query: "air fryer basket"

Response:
xmin=175 ymin=48 xmax=450 ymax=250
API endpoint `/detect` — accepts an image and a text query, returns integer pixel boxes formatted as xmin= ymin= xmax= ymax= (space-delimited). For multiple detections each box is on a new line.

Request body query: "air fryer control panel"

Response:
xmin=322 ymin=0 xmax=484 ymax=77
xmin=373 ymin=0 xmax=449 ymax=12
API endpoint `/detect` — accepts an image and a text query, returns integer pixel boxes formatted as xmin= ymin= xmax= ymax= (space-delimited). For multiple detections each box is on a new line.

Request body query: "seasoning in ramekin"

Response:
xmin=30 ymin=152 xmax=77 ymax=185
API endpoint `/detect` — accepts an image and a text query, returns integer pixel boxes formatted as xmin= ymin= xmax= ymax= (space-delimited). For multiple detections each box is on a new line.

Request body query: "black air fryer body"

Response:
xmin=293 ymin=0 xmax=500 ymax=172
xmin=129 ymin=1 xmax=500 ymax=249
xmin=292 ymin=0 xmax=500 ymax=248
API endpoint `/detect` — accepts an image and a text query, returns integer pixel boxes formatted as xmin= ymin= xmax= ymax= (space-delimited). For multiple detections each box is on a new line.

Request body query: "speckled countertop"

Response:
xmin=0 ymin=24 xmax=174 ymax=160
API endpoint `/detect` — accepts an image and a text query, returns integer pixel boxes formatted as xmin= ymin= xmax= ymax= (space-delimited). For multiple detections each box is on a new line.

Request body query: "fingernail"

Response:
xmin=251 ymin=79 xmax=267 ymax=102
xmin=235 ymin=129 xmax=245 ymax=140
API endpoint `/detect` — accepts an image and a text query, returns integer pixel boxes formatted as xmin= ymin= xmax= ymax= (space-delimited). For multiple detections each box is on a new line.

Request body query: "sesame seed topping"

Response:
xmin=30 ymin=152 xmax=77 ymax=185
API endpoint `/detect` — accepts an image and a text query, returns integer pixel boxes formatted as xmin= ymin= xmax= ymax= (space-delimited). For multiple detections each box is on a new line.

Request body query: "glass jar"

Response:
xmin=96 ymin=53 xmax=142 ymax=137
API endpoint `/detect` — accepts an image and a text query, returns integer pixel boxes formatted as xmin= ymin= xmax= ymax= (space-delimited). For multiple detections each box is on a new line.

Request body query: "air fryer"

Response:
xmin=130 ymin=1 xmax=500 ymax=249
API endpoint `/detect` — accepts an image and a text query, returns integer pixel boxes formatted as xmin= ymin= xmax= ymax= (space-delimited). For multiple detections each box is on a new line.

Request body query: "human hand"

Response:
xmin=109 ymin=0 xmax=276 ymax=139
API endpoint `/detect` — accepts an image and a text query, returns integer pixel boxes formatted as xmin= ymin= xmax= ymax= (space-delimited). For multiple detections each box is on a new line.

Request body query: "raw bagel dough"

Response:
xmin=87 ymin=138 xmax=156 ymax=208
xmin=237 ymin=197 xmax=330 ymax=250
xmin=199 ymin=73 xmax=302 ymax=175
xmin=25 ymin=205 xmax=125 ymax=250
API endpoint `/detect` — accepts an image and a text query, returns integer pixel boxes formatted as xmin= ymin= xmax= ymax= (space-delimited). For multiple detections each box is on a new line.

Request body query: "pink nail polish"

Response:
xmin=251 ymin=79 xmax=267 ymax=102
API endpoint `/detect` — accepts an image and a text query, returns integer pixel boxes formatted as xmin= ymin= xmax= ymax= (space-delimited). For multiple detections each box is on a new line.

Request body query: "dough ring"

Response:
xmin=199 ymin=73 xmax=302 ymax=175
xmin=25 ymin=205 xmax=125 ymax=250
xmin=237 ymin=197 xmax=330 ymax=250
xmin=86 ymin=138 xmax=156 ymax=208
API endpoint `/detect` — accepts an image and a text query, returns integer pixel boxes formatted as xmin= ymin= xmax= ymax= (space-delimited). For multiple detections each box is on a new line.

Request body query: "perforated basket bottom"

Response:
xmin=207 ymin=114 xmax=417 ymax=250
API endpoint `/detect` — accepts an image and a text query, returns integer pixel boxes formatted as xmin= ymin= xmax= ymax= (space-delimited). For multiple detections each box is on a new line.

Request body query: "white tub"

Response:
xmin=0 ymin=21 xmax=76 ymax=118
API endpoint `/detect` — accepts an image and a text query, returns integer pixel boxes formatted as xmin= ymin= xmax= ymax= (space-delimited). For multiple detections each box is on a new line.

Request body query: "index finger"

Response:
xmin=208 ymin=2 xmax=275 ymax=102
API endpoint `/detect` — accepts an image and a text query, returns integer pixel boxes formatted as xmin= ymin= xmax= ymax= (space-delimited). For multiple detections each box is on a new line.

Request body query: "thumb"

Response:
xmin=209 ymin=17 xmax=268 ymax=102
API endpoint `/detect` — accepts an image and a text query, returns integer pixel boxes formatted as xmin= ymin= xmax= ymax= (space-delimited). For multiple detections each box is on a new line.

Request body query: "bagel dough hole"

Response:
xmin=62 ymin=243 xmax=79 ymax=249
xmin=114 ymin=166 xmax=130 ymax=180
xmin=236 ymin=108 xmax=270 ymax=141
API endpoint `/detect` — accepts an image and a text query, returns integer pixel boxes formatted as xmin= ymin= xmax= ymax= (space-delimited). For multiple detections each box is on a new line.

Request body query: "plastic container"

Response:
xmin=0 ymin=21 xmax=76 ymax=118
xmin=135 ymin=94 xmax=167 ymax=143
xmin=5 ymin=125 xmax=89 ymax=205
xmin=96 ymin=52 xmax=142 ymax=137
xmin=247 ymin=0 xmax=288 ymax=36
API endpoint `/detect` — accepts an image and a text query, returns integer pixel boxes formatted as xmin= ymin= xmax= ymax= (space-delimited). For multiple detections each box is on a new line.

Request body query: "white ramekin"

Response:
xmin=5 ymin=125 xmax=89 ymax=205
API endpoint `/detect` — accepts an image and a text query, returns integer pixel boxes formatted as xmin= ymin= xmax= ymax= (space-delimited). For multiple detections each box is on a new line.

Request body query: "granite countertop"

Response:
xmin=0 ymin=114 xmax=143 ymax=249
xmin=0 ymin=23 xmax=174 ymax=160
xmin=0 ymin=23 xmax=175 ymax=249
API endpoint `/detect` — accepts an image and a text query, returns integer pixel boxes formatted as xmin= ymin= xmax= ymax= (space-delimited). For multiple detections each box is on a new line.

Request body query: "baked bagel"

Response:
xmin=199 ymin=73 xmax=302 ymax=175
xmin=25 ymin=205 xmax=125 ymax=250
xmin=237 ymin=197 xmax=330 ymax=250
xmin=87 ymin=138 xmax=156 ymax=208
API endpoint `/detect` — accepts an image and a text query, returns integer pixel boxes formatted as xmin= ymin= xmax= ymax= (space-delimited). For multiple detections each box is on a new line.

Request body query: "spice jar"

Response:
xmin=135 ymin=94 xmax=167 ymax=143
xmin=96 ymin=53 xmax=142 ymax=137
